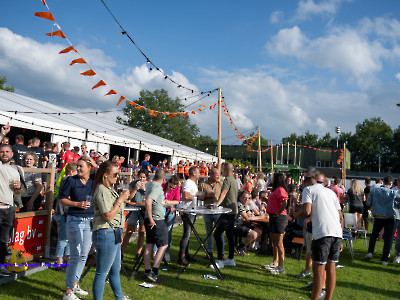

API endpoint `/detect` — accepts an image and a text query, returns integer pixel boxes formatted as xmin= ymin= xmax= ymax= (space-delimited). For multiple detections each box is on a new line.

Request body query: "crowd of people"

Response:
xmin=1 ymin=124 xmax=400 ymax=300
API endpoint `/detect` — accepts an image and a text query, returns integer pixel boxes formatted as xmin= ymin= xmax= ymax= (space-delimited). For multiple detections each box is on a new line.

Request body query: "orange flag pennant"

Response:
xmin=105 ymin=89 xmax=117 ymax=96
xmin=70 ymin=58 xmax=86 ymax=65
xmin=34 ymin=12 xmax=55 ymax=22
xmin=116 ymin=96 xmax=126 ymax=105
xmin=127 ymin=102 xmax=137 ymax=106
xmin=191 ymin=110 xmax=196 ymax=114
xmin=81 ymin=69 xmax=96 ymax=76
xmin=136 ymin=106 xmax=144 ymax=110
xmin=154 ymin=111 xmax=160 ymax=116
xmin=199 ymin=108 xmax=203 ymax=111
xmin=46 ymin=30 xmax=66 ymax=38
xmin=210 ymin=105 xmax=213 ymax=110
xmin=59 ymin=46 xmax=77 ymax=54
xmin=168 ymin=113 xmax=177 ymax=118
xmin=201 ymin=105 xmax=206 ymax=108
xmin=92 ymin=80 xmax=106 ymax=89
xmin=184 ymin=112 xmax=189 ymax=117
xmin=179 ymin=112 xmax=184 ymax=115
xmin=224 ymin=113 xmax=229 ymax=116
xmin=149 ymin=110 xmax=154 ymax=116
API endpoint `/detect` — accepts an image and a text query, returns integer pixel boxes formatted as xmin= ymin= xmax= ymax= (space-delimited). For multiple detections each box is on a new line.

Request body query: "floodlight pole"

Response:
xmin=217 ymin=88 xmax=222 ymax=171
xmin=258 ymin=126 xmax=262 ymax=172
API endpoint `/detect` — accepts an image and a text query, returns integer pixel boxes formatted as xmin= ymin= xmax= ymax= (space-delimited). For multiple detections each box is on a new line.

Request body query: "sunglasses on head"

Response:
xmin=112 ymin=173 xmax=119 ymax=178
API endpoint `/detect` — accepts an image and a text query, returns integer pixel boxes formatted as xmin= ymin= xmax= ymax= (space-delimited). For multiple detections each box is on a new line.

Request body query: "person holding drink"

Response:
xmin=59 ymin=156 xmax=96 ymax=300
xmin=92 ymin=161 xmax=130 ymax=300
xmin=121 ymin=169 xmax=148 ymax=259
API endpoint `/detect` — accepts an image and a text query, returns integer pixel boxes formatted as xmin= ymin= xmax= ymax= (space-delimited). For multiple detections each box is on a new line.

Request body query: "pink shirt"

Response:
xmin=266 ymin=187 xmax=288 ymax=215
xmin=327 ymin=185 xmax=344 ymax=205
xmin=162 ymin=183 xmax=181 ymax=202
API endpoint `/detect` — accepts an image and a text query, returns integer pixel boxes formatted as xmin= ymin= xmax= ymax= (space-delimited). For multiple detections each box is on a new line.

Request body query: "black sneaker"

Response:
xmin=143 ymin=272 xmax=151 ymax=280
xmin=300 ymin=282 xmax=313 ymax=291
xmin=147 ymin=271 xmax=164 ymax=284
xmin=235 ymin=246 xmax=246 ymax=257
xmin=177 ymin=257 xmax=190 ymax=266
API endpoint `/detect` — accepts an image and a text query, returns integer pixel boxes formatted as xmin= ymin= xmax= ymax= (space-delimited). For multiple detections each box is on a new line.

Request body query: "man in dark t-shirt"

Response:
xmin=362 ymin=177 xmax=372 ymax=231
xmin=12 ymin=135 xmax=28 ymax=166
xmin=29 ymin=137 xmax=45 ymax=168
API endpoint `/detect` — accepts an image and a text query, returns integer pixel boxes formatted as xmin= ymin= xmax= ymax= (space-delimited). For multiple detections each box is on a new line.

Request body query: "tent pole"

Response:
xmin=258 ymin=126 xmax=262 ymax=172
xmin=217 ymin=88 xmax=222 ymax=171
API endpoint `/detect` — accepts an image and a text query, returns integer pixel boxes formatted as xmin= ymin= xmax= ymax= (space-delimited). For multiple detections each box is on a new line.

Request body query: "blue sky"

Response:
xmin=1 ymin=0 xmax=400 ymax=145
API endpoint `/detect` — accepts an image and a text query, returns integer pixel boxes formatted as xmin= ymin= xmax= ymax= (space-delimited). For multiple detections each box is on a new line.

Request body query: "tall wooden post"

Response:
xmin=281 ymin=143 xmax=284 ymax=164
xmin=270 ymin=140 xmax=274 ymax=175
xmin=217 ymin=88 xmax=222 ymax=171
xmin=287 ymin=142 xmax=290 ymax=164
xmin=343 ymin=143 xmax=347 ymax=189
xmin=275 ymin=144 xmax=278 ymax=164
xmin=258 ymin=126 xmax=262 ymax=172
xmin=44 ymin=163 xmax=55 ymax=258
xmin=294 ymin=141 xmax=297 ymax=165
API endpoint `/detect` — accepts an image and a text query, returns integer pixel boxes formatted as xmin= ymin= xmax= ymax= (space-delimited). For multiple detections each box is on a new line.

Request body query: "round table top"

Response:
xmin=179 ymin=206 xmax=232 ymax=215
xmin=124 ymin=206 xmax=141 ymax=211
xmin=126 ymin=202 xmax=145 ymax=208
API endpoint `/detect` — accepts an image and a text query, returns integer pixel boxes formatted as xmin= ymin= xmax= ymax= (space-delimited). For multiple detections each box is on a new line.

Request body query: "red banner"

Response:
xmin=8 ymin=215 xmax=46 ymax=258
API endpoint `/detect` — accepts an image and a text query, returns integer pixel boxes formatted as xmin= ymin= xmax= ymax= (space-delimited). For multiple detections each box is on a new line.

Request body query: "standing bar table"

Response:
xmin=176 ymin=206 xmax=232 ymax=281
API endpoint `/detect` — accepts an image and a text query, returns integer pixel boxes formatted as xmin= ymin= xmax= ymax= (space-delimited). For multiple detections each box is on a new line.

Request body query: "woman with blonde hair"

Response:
xmin=20 ymin=152 xmax=42 ymax=212
xmin=344 ymin=179 xmax=365 ymax=228
xmin=243 ymin=174 xmax=253 ymax=193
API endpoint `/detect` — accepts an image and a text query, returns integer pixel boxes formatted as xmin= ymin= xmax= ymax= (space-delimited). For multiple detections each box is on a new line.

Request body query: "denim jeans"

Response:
xmin=367 ymin=217 xmax=395 ymax=262
xmin=66 ymin=215 xmax=92 ymax=289
xmin=204 ymin=214 xmax=224 ymax=254
xmin=214 ymin=214 xmax=236 ymax=260
xmin=0 ymin=206 xmax=15 ymax=264
xmin=92 ymin=228 xmax=124 ymax=300
xmin=55 ymin=214 xmax=70 ymax=258
xmin=179 ymin=214 xmax=196 ymax=256
xmin=165 ymin=211 xmax=175 ymax=253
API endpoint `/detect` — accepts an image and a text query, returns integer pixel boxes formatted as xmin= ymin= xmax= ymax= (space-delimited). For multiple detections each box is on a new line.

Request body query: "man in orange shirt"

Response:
xmin=177 ymin=160 xmax=185 ymax=179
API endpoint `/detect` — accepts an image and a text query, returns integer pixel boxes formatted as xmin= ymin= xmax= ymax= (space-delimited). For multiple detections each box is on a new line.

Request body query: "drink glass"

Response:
xmin=192 ymin=196 xmax=197 ymax=209
xmin=85 ymin=195 xmax=92 ymax=208
xmin=141 ymin=194 xmax=146 ymax=205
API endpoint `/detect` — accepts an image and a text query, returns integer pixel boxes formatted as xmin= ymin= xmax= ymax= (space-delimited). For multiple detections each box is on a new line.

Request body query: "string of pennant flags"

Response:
xmin=247 ymin=139 xmax=340 ymax=154
xmin=33 ymin=0 xmax=219 ymax=118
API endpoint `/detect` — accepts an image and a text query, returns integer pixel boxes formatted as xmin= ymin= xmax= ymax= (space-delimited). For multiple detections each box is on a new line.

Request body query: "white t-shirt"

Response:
xmin=182 ymin=178 xmax=198 ymax=206
xmin=302 ymin=184 xmax=342 ymax=240
xmin=256 ymin=179 xmax=267 ymax=192
xmin=0 ymin=162 xmax=20 ymax=205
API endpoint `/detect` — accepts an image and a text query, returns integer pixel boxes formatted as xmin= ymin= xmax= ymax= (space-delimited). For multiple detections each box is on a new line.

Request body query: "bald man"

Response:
xmin=212 ymin=163 xmax=238 ymax=269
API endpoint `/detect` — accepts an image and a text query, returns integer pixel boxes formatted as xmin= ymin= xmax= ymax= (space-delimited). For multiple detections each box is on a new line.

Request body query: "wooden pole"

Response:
xmin=281 ymin=143 xmax=284 ymax=164
xmin=217 ymin=88 xmax=222 ymax=171
xmin=343 ymin=143 xmax=347 ymax=189
xmin=294 ymin=141 xmax=297 ymax=165
xmin=275 ymin=144 xmax=278 ymax=164
xmin=287 ymin=142 xmax=290 ymax=164
xmin=299 ymin=148 xmax=302 ymax=167
xmin=270 ymin=140 xmax=274 ymax=175
xmin=258 ymin=126 xmax=262 ymax=172
xmin=44 ymin=163 xmax=55 ymax=258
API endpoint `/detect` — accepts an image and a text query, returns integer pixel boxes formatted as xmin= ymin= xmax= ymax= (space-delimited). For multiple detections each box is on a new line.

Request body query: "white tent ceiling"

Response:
xmin=0 ymin=89 xmax=217 ymax=162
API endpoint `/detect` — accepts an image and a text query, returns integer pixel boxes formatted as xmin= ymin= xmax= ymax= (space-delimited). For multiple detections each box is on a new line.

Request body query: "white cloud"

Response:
xmin=396 ymin=73 xmax=400 ymax=81
xmin=296 ymin=0 xmax=351 ymax=20
xmin=270 ymin=11 xmax=284 ymax=24
xmin=267 ymin=24 xmax=391 ymax=89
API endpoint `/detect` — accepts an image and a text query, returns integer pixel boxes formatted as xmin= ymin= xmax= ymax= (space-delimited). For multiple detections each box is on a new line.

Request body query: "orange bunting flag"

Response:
xmin=149 ymin=110 xmax=154 ymax=116
xmin=213 ymin=103 xmax=217 ymax=108
xmin=210 ymin=105 xmax=213 ymax=110
xmin=168 ymin=113 xmax=177 ymax=118
xmin=179 ymin=112 xmax=184 ymax=115
xmin=105 ymin=89 xmax=117 ymax=96
xmin=59 ymin=46 xmax=77 ymax=54
xmin=116 ymin=96 xmax=126 ymax=105
xmin=92 ymin=80 xmax=106 ymax=90
xmin=136 ymin=106 xmax=144 ymax=110
xmin=127 ymin=102 xmax=137 ymax=106
xmin=34 ymin=12 xmax=55 ymax=22
xmin=199 ymin=108 xmax=203 ymax=111
xmin=46 ymin=30 xmax=66 ymax=38
xmin=191 ymin=110 xmax=196 ymax=114
xmin=201 ymin=105 xmax=206 ymax=108
xmin=81 ymin=69 xmax=96 ymax=76
xmin=184 ymin=112 xmax=189 ymax=117
xmin=224 ymin=113 xmax=229 ymax=116
xmin=70 ymin=58 xmax=86 ymax=65
xmin=154 ymin=111 xmax=160 ymax=116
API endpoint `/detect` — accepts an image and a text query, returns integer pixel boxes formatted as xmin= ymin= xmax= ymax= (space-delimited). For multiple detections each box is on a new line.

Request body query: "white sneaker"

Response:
xmin=382 ymin=261 xmax=388 ymax=266
xmin=224 ymin=258 xmax=236 ymax=267
xmin=270 ymin=266 xmax=285 ymax=275
xmin=63 ymin=292 xmax=80 ymax=300
xmin=264 ymin=262 xmax=278 ymax=270
xmin=210 ymin=259 xmax=224 ymax=269
xmin=72 ymin=284 xmax=88 ymax=296
xmin=393 ymin=256 xmax=400 ymax=264
xmin=364 ymin=253 xmax=373 ymax=260
xmin=122 ymin=296 xmax=131 ymax=300
xmin=164 ymin=252 xmax=171 ymax=263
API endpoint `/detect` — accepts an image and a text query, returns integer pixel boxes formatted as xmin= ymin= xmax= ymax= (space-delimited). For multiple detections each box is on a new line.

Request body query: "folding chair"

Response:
xmin=342 ymin=230 xmax=355 ymax=260
xmin=343 ymin=213 xmax=368 ymax=247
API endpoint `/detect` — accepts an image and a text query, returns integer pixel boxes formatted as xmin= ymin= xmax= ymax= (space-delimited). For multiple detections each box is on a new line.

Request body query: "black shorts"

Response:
xmin=144 ymin=219 xmax=168 ymax=247
xmin=233 ymin=223 xmax=253 ymax=238
xmin=269 ymin=214 xmax=287 ymax=234
xmin=312 ymin=236 xmax=342 ymax=264
xmin=349 ymin=205 xmax=363 ymax=214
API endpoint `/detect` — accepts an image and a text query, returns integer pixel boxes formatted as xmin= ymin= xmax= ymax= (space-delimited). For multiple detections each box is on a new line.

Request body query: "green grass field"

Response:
xmin=0 ymin=218 xmax=399 ymax=299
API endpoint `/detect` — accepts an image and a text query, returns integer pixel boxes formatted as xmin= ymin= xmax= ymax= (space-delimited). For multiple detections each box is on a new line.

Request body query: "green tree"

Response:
xmin=241 ymin=132 xmax=269 ymax=147
xmin=117 ymin=89 xmax=200 ymax=147
xmin=281 ymin=131 xmax=319 ymax=146
xmin=351 ymin=117 xmax=393 ymax=172
xmin=0 ymin=76 xmax=15 ymax=92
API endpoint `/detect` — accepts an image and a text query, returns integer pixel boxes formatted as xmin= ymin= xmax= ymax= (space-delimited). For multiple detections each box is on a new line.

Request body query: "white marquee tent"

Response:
xmin=0 ymin=89 xmax=218 ymax=164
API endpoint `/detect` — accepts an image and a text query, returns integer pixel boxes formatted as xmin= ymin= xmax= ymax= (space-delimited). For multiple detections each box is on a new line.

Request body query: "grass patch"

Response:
xmin=0 ymin=218 xmax=399 ymax=299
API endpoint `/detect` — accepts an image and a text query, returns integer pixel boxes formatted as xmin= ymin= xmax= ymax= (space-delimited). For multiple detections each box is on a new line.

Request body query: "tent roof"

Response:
xmin=0 ymin=89 xmax=217 ymax=162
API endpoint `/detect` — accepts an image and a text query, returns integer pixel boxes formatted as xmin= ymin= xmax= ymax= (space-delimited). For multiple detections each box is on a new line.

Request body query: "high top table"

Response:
xmin=176 ymin=206 xmax=232 ymax=282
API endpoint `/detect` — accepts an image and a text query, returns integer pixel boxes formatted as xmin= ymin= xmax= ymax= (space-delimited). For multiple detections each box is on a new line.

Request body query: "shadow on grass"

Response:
xmin=336 ymin=280 xmax=400 ymax=299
